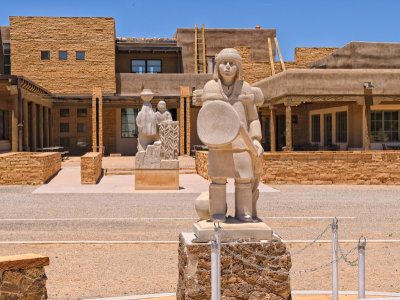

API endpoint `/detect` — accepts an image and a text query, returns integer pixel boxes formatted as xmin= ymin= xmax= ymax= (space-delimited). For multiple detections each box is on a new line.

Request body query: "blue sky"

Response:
xmin=1 ymin=0 xmax=399 ymax=60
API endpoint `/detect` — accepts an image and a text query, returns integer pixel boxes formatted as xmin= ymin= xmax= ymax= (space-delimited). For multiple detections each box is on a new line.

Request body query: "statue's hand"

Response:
xmin=253 ymin=139 xmax=263 ymax=157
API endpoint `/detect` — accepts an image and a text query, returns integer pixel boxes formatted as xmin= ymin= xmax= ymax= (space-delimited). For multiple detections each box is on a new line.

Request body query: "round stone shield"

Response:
xmin=197 ymin=100 xmax=241 ymax=146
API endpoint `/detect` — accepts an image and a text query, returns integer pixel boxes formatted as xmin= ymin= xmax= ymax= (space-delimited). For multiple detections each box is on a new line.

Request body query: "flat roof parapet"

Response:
xmin=116 ymin=37 xmax=176 ymax=44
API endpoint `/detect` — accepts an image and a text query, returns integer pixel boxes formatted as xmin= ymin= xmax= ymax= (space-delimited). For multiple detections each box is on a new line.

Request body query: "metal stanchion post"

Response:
xmin=358 ymin=236 xmax=366 ymax=300
xmin=332 ymin=217 xmax=339 ymax=300
xmin=211 ymin=222 xmax=221 ymax=300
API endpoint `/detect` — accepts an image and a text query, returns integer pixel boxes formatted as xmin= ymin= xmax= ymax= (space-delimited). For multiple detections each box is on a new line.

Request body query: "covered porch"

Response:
xmin=254 ymin=69 xmax=400 ymax=152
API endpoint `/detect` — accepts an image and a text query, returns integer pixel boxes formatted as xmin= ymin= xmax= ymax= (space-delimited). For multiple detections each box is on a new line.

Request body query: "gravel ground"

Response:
xmin=0 ymin=183 xmax=399 ymax=298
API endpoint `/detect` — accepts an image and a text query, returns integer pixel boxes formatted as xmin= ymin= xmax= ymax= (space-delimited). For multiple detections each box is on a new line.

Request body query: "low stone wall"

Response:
xmin=262 ymin=151 xmax=400 ymax=184
xmin=0 ymin=253 xmax=49 ymax=299
xmin=0 ymin=152 xmax=61 ymax=185
xmin=195 ymin=151 xmax=209 ymax=180
xmin=195 ymin=150 xmax=400 ymax=184
xmin=81 ymin=152 xmax=103 ymax=184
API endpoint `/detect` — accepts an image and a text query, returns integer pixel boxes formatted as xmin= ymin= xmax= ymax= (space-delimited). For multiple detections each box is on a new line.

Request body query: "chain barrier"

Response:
xmin=338 ymin=240 xmax=359 ymax=266
xmin=221 ymin=241 xmax=358 ymax=275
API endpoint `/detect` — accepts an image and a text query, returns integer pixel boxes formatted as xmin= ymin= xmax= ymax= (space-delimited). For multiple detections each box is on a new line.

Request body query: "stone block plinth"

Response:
xmin=135 ymin=169 xmax=179 ymax=190
xmin=177 ymin=232 xmax=292 ymax=300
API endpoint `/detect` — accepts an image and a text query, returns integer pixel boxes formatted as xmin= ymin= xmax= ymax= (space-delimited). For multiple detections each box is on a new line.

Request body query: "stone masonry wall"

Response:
xmin=195 ymin=150 xmax=400 ymax=184
xmin=177 ymin=234 xmax=292 ymax=300
xmin=0 ymin=254 xmax=49 ymax=299
xmin=10 ymin=17 xmax=116 ymax=94
xmin=262 ymin=151 xmax=400 ymax=184
xmin=0 ymin=152 xmax=61 ymax=185
xmin=81 ymin=152 xmax=102 ymax=184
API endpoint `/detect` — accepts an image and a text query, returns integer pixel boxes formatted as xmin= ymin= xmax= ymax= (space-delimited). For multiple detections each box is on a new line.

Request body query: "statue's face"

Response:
xmin=158 ymin=101 xmax=166 ymax=112
xmin=218 ymin=60 xmax=237 ymax=79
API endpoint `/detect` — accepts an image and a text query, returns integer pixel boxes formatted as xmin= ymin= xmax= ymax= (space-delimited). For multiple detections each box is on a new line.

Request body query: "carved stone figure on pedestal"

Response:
xmin=135 ymin=90 xmax=180 ymax=190
xmin=195 ymin=48 xmax=264 ymax=223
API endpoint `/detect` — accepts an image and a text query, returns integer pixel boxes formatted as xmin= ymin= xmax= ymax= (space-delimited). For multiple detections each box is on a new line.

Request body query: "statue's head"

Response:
xmin=157 ymin=100 xmax=167 ymax=112
xmin=213 ymin=48 xmax=243 ymax=81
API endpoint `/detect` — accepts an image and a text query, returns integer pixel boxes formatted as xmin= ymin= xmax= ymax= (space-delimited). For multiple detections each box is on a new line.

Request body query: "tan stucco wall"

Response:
xmin=10 ymin=16 xmax=116 ymax=94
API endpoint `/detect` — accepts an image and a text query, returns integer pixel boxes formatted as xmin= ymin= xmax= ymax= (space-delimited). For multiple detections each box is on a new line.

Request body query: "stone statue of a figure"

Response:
xmin=155 ymin=100 xmax=172 ymax=124
xmin=136 ymin=89 xmax=158 ymax=152
xmin=196 ymin=48 xmax=264 ymax=223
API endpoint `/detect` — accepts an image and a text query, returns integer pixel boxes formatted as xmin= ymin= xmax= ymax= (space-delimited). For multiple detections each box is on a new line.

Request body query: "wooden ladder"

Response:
xmin=194 ymin=24 xmax=206 ymax=74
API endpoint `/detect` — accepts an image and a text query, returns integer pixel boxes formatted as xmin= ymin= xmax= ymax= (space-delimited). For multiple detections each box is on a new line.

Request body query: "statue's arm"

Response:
xmin=251 ymin=87 xmax=264 ymax=107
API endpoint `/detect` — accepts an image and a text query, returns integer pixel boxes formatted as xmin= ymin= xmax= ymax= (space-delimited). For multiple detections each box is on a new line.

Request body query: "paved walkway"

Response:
xmin=33 ymin=166 xmax=278 ymax=194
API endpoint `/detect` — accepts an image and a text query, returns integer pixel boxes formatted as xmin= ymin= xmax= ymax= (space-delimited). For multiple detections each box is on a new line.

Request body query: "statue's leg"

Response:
xmin=251 ymin=176 xmax=260 ymax=219
xmin=209 ymin=177 xmax=227 ymax=222
xmin=234 ymin=178 xmax=253 ymax=222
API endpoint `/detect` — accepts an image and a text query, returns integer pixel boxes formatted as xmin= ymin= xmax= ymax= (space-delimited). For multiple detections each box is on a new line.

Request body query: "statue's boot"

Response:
xmin=209 ymin=177 xmax=227 ymax=222
xmin=235 ymin=179 xmax=253 ymax=222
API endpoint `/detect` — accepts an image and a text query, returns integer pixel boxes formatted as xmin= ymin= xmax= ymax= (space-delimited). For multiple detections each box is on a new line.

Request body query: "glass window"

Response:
xmin=336 ymin=111 xmax=347 ymax=143
xmin=60 ymin=137 xmax=70 ymax=147
xmin=77 ymin=137 xmax=87 ymax=147
xmin=77 ymin=108 xmax=87 ymax=117
xmin=371 ymin=111 xmax=399 ymax=142
xmin=0 ymin=110 xmax=5 ymax=140
xmin=3 ymin=43 xmax=10 ymax=55
xmin=3 ymin=43 xmax=10 ymax=75
xmin=60 ymin=123 xmax=69 ymax=133
xmin=147 ymin=60 xmax=161 ymax=73
xmin=59 ymin=51 xmax=68 ymax=60
xmin=60 ymin=109 xmax=69 ymax=117
xmin=41 ymin=51 xmax=50 ymax=60
xmin=77 ymin=123 xmax=86 ymax=133
xmin=131 ymin=60 xmax=146 ymax=73
xmin=121 ymin=108 xmax=139 ymax=138
xmin=76 ymin=51 xmax=85 ymax=60
xmin=311 ymin=114 xmax=320 ymax=143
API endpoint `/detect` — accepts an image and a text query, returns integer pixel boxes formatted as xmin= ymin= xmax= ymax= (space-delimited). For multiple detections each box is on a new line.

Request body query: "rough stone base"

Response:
xmin=135 ymin=169 xmax=179 ymax=190
xmin=177 ymin=232 xmax=291 ymax=300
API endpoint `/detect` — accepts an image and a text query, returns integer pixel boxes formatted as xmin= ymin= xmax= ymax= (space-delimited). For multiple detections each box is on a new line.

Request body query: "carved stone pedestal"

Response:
xmin=177 ymin=232 xmax=292 ymax=300
xmin=134 ymin=169 xmax=179 ymax=190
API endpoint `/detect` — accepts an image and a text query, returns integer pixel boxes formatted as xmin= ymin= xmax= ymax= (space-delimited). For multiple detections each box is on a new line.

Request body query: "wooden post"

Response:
xmin=180 ymin=86 xmax=190 ymax=155
xmin=270 ymin=106 xmax=276 ymax=152
xmin=274 ymin=37 xmax=286 ymax=71
xmin=194 ymin=24 xmax=198 ymax=74
xmin=285 ymin=104 xmax=292 ymax=151
xmin=268 ymin=37 xmax=275 ymax=76
xmin=31 ymin=104 xmax=37 ymax=152
xmin=364 ymin=95 xmax=372 ymax=151
xmin=11 ymin=96 xmax=18 ymax=152
xmin=202 ymin=24 xmax=206 ymax=74
xmin=38 ymin=105 xmax=43 ymax=150
xmin=44 ymin=107 xmax=49 ymax=147
xmin=186 ymin=97 xmax=191 ymax=155
xmin=23 ymin=99 xmax=29 ymax=151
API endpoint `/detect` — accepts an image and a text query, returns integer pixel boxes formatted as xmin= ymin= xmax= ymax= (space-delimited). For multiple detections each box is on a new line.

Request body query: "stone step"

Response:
xmin=103 ymin=168 xmax=197 ymax=176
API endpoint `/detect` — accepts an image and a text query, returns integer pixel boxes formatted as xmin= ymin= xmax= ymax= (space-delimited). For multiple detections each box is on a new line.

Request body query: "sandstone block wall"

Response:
xmin=177 ymin=234 xmax=292 ymax=300
xmin=195 ymin=150 xmax=400 ymax=184
xmin=262 ymin=151 xmax=400 ymax=184
xmin=10 ymin=16 xmax=116 ymax=94
xmin=0 ymin=254 xmax=49 ymax=299
xmin=0 ymin=152 xmax=61 ymax=185
xmin=81 ymin=152 xmax=102 ymax=184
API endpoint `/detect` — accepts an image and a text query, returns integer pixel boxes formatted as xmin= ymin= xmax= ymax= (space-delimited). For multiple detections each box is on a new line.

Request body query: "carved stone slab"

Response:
xmin=159 ymin=120 xmax=179 ymax=160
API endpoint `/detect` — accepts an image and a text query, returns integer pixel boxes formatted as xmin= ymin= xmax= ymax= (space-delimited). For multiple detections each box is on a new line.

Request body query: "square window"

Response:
xmin=77 ymin=123 xmax=86 ymax=133
xmin=60 ymin=109 xmax=69 ymax=117
xmin=41 ymin=51 xmax=50 ymax=60
xmin=60 ymin=123 xmax=69 ymax=133
xmin=147 ymin=60 xmax=161 ymax=73
xmin=60 ymin=137 xmax=70 ymax=147
xmin=76 ymin=51 xmax=85 ymax=60
xmin=77 ymin=108 xmax=87 ymax=117
xmin=59 ymin=51 xmax=68 ymax=60
xmin=131 ymin=60 xmax=146 ymax=73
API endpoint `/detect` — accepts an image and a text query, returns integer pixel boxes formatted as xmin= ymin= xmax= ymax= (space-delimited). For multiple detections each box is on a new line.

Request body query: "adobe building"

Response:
xmin=1 ymin=16 xmax=400 ymax=156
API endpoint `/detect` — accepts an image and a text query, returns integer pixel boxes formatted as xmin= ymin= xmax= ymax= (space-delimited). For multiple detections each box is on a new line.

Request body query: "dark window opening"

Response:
xmin=76 ymin=51 xmax=85 ymax=60
xmin=311 ymin=114 xmax=320 ymax=143
xmin=0 ymin=110 xmax=5 ymax=139
xmin=77 ymin=108 xmax=87 ymax=117
xmin=3 ymin=43 xmax=10 ymax=74
xmin=60 ymin=109 xmax=69 ymax=117
xmin=121 ymin=108 xmax=139 ymax=138
xmin=77 ymin=123 xmax=86 ymax=133
xmin=371 ymin=111 xmax=399 ymax=142
xmin=59 ymin=51 xmax=68 ymax=60
xmin=60 ymin=137 xmax=70 ymax=147
xmin=131 ymin=59 xmax=161 ymax=73
xmin=60 ymin=123 xmax=69 ymax=133
xmin=336 ymin=111 xmax=347 ymax=143
xmin=41 ymin=51 xmax=50 ymax=60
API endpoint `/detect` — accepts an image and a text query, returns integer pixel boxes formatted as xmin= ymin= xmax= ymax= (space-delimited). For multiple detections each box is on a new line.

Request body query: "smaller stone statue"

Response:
xmin=136 ymin=89 xmax=158 ymax=152
xmin=155 ymin=100 xmax=172 ymax=124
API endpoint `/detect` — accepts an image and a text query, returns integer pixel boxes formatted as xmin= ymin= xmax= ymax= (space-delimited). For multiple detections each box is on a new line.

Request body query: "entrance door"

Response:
xmin=324 ymin=113 xmax=332 ymax=145
xmin=276 ymin=115 xmax=286 ymax=151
